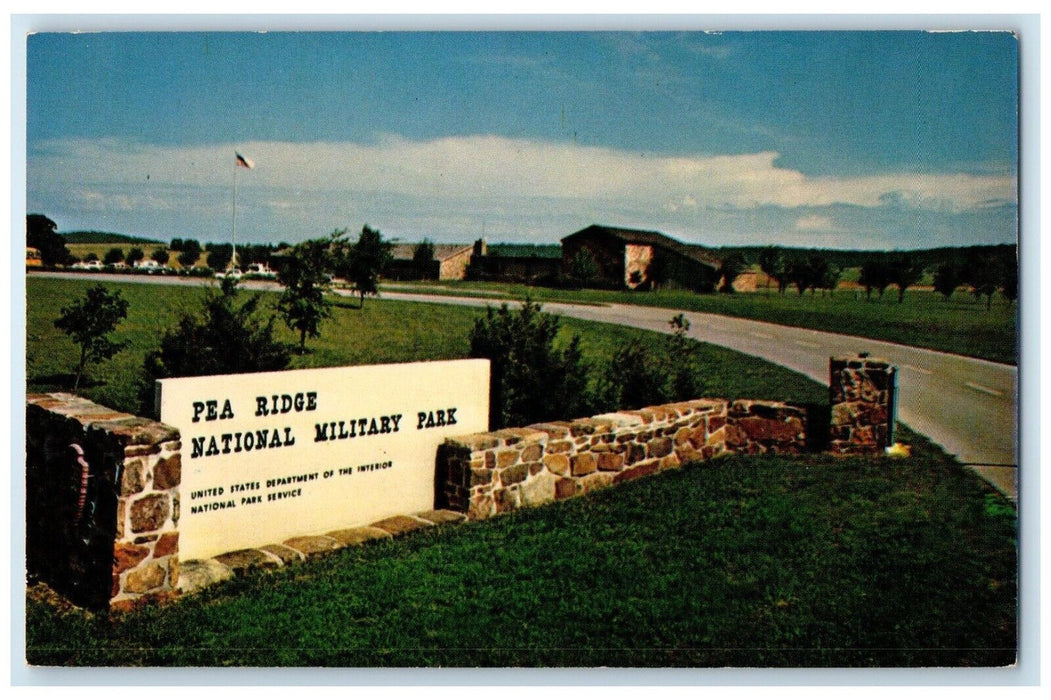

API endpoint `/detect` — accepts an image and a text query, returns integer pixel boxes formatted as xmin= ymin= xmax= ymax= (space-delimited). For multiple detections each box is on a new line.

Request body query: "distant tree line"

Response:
xmin=931 ymin=248 xmax=1017 ymax=308
xmin=486 ymin=243 xmax=562 ymax=259
xmin=60 ymin=231 xmax=162 ymax=245
xmin=748 ymin=243 xmax=1017 ymax=307
xmin=719 ymin=243 xmax=1016 ymax=273
xmin=755 ymin=248 xmax=842 ymax=297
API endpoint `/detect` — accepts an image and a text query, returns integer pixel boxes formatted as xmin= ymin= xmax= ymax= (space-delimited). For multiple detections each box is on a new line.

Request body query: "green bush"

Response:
xmin=600 ymin=314 xmax=701 ymax=410
xmin=469 ymin=300 xmax=591 ymax=428
xmin=138 ymin=279 xmax=291 ymax=415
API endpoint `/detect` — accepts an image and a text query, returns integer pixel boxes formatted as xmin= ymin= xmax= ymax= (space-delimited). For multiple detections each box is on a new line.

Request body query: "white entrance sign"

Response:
xmin=157 ymin=359 xmax=489 ymax=560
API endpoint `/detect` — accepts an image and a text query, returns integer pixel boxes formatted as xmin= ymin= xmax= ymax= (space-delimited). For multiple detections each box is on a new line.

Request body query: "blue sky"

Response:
xmin=25 ymin=30 xmax=1018 ymax=249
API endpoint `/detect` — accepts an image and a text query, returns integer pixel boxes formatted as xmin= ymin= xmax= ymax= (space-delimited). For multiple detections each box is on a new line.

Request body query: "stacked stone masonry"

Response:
xmin=828 ymin=356 xmax=897 ymax=454
xmin=437 ymin=398 xmax=808 ymax=520
xmin=26 ymin=393 xmax=182 ymax=611
xmin=27 ymin=355 xmax=898 ymax=608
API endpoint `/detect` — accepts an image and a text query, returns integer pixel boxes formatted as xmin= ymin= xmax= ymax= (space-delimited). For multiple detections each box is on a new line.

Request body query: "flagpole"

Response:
xmin=231 ymin=156 xmax=239 ymax=271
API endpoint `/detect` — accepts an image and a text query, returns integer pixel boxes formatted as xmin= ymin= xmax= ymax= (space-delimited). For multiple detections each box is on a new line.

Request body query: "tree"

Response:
xmin=718 ymin=252 xmax=747 ymax=294
xmin=151 ymin=248 xmax=170 ymax=266
xmin=784 ymin=255 xmax=832 ymax=296
xmin=26 ymin=214 xmax=73 ymax=266
xmin=139 ymin=278 xmax=290 ymax=415
xmin=819 ymin=261 xmax=842 ymax=296
xmin=178 ymin=248 xmax=201 ymax=270
xmin=783 ymin=257 xmax=811 ymax=295
xmin=568 ymin=249 xmax=600 ymax=288
xmin=962 ymin=250 xmax=1000 ymax=310
xmin=1000 ymin=256 xmax=1018 ymax=306
xmin=858 ymin=258 xmax=893 ymax=300
xmin=277 ymin=236 xmax=336 ymax=352
xmin=758 ymin=246 xmax=787 ymax=294
xmin=206 ymin=244 xmax=232 ymax=271
xmin=103 ymin=248 xmax=125 ymax=266
xmin=53 ymin=284 xmax=129 ymax=391
xmin=169 ymin=238 xmax=185 ymax=252
xmin=890 ymin=256 xmax=925 ymax=303
xmin=932 ymin=260 xmax=963 ymax=300
xmin=412 ymin=239 xmax=436 ymax=280
xmin=469 ymin=300 xmax=590 ymax=429
xmin=84 ymin=252 xmax=100 ymax=263
xmin=341 ymin=225 xmax=392 ymax=307
xmin=126 ymin=247 xmax=145 ymax=266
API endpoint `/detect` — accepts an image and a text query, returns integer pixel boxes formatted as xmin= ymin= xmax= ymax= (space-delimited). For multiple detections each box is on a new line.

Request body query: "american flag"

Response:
xmin=235 ymin=152 xmax=255 ymax=169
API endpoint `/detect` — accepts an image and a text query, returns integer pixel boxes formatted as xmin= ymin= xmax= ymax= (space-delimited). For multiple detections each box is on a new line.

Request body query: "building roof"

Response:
xmin=562 ymin=224 xmax=720 ymax=269
xmin=389 ymin=243 xmax=473 ymax=262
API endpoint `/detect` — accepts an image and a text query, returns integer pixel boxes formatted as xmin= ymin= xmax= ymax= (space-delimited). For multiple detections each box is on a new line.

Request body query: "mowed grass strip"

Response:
xmin=26 ymin=427 xmax=1016 ymax=667
xmin=383 ymin=280 xmax=1019 ymax=365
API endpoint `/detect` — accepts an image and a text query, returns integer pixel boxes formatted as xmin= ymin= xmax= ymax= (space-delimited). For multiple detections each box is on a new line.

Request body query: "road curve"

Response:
xmin=370 ymin=291 xmax=1019 ymax=500
xmin=27 ymin=272 xmax=1018 ymax=499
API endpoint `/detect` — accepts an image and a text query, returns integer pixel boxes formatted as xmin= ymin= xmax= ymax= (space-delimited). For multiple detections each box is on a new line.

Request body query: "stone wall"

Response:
xmin=26 ymin=393 xmax=181 ymax=610
xmin=26 ymin=356 xmax=897 ymax=608
xmin=436 ymin=398 xmax=808 ymax=519
xmin=829 ymin=355 xmax=897 ymax=454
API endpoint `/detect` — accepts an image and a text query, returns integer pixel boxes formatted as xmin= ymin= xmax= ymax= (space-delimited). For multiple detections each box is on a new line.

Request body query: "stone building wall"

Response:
xmin=828 ymin=355 xmax=897 ymax=454
xmin=624 ymin=243 xmax=654 ymax=289
xmin=26 ymin=393 xmax=181 ymax=610
xmin=436 ymin=398 xmax=808 ymax=519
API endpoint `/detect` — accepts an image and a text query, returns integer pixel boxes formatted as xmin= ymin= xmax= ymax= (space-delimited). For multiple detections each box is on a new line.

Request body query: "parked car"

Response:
xmin=245 ymin=263 xmax=277 ymax=279
xmin=71 ymin=260 xmax=104 ymax=271
xmin=215 ymin=268 xmax=244 ymax=281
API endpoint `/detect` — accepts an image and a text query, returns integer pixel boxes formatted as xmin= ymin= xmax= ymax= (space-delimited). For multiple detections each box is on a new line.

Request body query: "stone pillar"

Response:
xmin=828 ymin=355 xmax=898 ymax=454
xmin=26 ymin=393 xmax=181 ymax=610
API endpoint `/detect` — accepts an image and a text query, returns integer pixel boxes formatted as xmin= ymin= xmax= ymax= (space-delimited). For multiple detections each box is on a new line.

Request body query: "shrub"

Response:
xmin=469 ymin=300 xmax=590 ymax=429
xmin=605 ymin=343 xmax=670 ymax=409
xmin=138 ymin=278 xmax=290 ymax=415
xmin=601 ymin=314 xmax=700 ymax=410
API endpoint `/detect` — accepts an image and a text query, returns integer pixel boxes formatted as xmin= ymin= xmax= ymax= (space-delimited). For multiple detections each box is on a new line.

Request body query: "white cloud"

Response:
xmin=26 ymin=135 xmax=1017 ymax=246
xmin=29 ymin=135 xmax=1015 ymax=215
xmin=795 ymin=215 xmax=835 ymax=231
xmin=72 ymin=188 xmax=137 ymax=212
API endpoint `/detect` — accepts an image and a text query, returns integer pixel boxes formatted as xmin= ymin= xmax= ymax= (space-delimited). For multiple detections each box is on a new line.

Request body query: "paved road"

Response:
xmin=29 ymin=272 xmax=1018 ymax=498
xmin=368 ymin=291 xmax=1019 ymax=500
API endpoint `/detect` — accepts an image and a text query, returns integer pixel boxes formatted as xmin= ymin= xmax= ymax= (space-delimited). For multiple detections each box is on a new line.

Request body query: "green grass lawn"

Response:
xmin=26 ymin=426 xmax=1016 ymax=667
xmin=382 ymin=280 xmax=1018 ymax=365
xmin=26 ymin=277 xmax=827 ymax=413
xmin=23 ymin=276 xmax=1017 ymax=667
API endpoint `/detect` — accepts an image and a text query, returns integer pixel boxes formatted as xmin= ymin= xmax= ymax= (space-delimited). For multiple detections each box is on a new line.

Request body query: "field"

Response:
xmin=23 ymin=277 xmax=1017 ymax=667
xmin=381 ymin=280 xmax=1018 ymax=365
xmin=66 ymin=243 xmax=171 ymax=263
xmin=27 ymin=277 xmax=829 ymax=414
